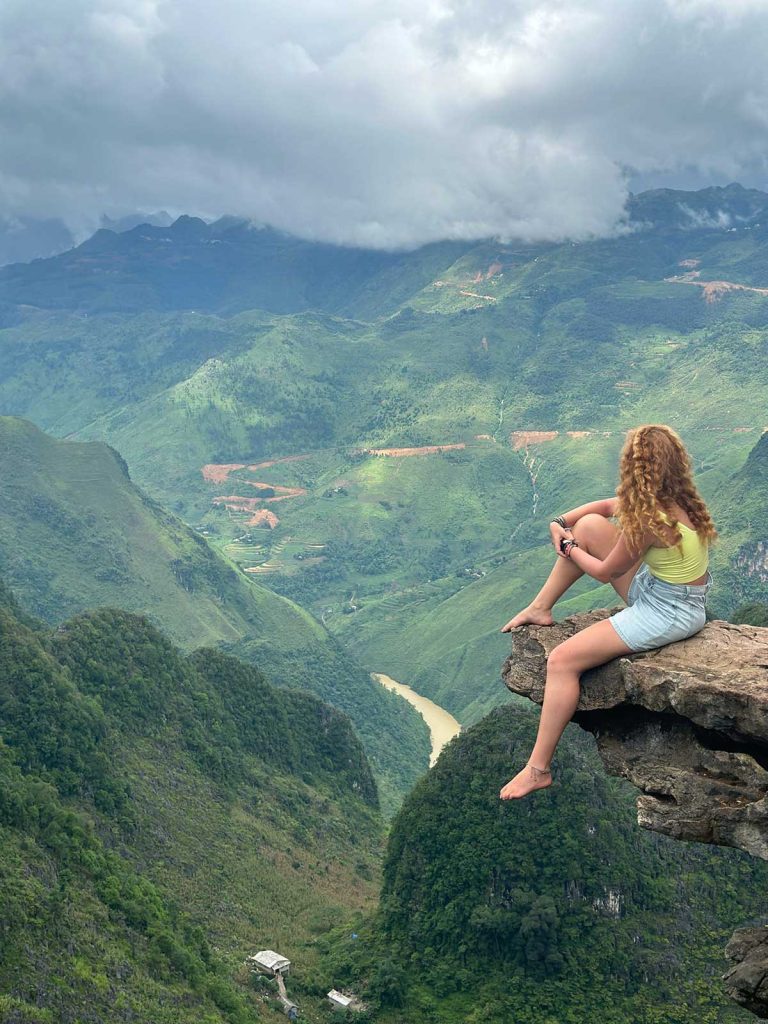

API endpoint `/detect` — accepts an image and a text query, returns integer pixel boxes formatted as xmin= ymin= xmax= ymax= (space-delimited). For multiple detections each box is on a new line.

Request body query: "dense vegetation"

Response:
xmin=0 ymin=582 xmax=385 ymax=1022
xmin=1 ymin=187 xmax=766 ymax=723
xmin=1 ymin=186 xmax=768 ymax=1023
xmin=320 ymin=707 xmax=768 ymax=1024
xmin=714 ymin=430 xmax=768 ymax=612
xmin=0 ymin=416 xmax=429 ymax=812
xmin=731 ymin=602 xmax=768 ymax=626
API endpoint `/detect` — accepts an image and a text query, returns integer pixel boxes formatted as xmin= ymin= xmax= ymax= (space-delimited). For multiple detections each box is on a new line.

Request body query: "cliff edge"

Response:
xmin=502 ymin=612 xmax=768 ymax=1018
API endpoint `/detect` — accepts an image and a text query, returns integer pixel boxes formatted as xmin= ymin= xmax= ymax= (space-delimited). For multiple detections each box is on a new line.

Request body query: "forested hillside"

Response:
xmin=714 ymin=429 xmax=768 ymax=612
xmin=320 ymin=707 xmax=768 ymax=1024
xmin=0 ymin=582 xmax=384 ymax=1023
xmin=0 ymin=416 xmax=429 ymax=812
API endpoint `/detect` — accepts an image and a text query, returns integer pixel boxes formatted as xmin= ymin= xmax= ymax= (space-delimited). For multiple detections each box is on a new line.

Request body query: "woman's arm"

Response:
xmin=567 ymin=535 xmax=637 ymax=583
xmin=555 ymin=496 xmax=617 ymax=528
xmin=566 ymin=527 xmax=651 ymax=584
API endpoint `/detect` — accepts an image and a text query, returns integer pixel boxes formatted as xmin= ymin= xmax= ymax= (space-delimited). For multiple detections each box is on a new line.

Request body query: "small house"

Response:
xmin=328 ymin=990 xmax=353 ymax=1011
xmin=247 ymin=949 xmax=291 ymax=976
xmin=327 ymin=989 xmax=365 ymax=1013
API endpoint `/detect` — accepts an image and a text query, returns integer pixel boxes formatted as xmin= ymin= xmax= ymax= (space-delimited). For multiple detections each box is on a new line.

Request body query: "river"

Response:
xmin=371 ymin=672 xmax=462 ymax=767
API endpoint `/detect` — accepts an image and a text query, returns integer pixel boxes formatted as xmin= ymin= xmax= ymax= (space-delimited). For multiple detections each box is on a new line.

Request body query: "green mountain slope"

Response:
xmin=712 ymin=429 xmax=768 ymax=609
xmin=0 ymin=417 xmax=429 ymax=810
xmin=0 ymin=214 xmax=471 ymax=318
xmin=0 ymin=590 xmax=384 ymax=1023
xmin=323 ymin=706 xmax=768 ymax=1024
xmin=331 ymin=428 xmax=768 ymax=723
xmin=0 ymin=188 xmax=767 ymax=724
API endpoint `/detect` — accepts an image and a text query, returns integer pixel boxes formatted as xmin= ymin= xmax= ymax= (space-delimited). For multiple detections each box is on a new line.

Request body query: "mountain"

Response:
xmin=0 ymin=588 xmax=383 ymax=1023
xmin=0 ymin=213 xmax=472 ymax=317
xmin=627 ymin=182 xmax=768 ymax=232
xmin=0 ymin=187 xmax=767 ymax=724
xmin=714 ymin=429 xmax=768 ymax=609
xmin=0 ymin=212 xmax=174 ymax=269
xmin=325 ymin=706 xmax=768 ymax=1023
xmin=99 ymin=210 xmax=174 ymax=232
xmin=0 ymin=416 xmax=429 ymax=811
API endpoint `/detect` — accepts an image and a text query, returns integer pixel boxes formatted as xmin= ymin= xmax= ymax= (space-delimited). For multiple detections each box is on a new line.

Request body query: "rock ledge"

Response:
xmin=502 ymin=613 xmax=768 ymax=1018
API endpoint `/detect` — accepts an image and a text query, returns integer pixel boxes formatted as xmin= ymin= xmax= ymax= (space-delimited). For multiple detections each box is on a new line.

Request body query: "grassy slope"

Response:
xmin=0 ymin=416 xmax=429 ymax=811
xmin=711 ymin=430 xmax=768 ymax=606
xmin=0 ymin=414 xmax=268 ymax=643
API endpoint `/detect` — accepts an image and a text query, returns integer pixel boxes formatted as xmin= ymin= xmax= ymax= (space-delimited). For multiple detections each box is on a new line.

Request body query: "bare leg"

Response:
xmin=499 ymin=618 xmax=633 ymax=799
xmin=500 ymin=514 xmax=637 ymax=632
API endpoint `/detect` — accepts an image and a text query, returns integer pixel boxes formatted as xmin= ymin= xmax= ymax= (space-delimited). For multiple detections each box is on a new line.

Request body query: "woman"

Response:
xmin=498 ymin=424 xmax=717 ymax=800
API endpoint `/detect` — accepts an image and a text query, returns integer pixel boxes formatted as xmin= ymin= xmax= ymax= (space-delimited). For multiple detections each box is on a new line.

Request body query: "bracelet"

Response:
xmin=563 ymin=539 xmax=579 ymax=557
xmin=551 ymin=515 xmax=570 ymax=530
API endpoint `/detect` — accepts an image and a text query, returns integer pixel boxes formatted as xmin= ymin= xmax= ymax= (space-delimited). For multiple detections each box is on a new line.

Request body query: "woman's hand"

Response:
xmin=549 ymin=521 xmax=572 ymax=556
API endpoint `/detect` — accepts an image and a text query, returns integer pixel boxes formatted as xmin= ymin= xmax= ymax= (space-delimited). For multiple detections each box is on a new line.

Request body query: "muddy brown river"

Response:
xmin=372 ymin=672 xmax=462 ymax=767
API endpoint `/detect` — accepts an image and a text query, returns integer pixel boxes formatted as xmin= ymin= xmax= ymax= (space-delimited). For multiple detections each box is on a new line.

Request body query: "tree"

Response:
xmin=518 ymin=895 xmax=563 ymax=975
xmin=366 ymin=958 xmax=407 ymax=1007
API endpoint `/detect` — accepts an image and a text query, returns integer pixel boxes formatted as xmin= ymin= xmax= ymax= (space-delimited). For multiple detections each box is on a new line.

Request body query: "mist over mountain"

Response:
xmin=4 ymin=1 xmax=768 ymax=248
xmin=627 ymin=183 xmax=768 ymax=232
xmin=0 ymin=211 xmax=175 ymax=268
xmin=0 ymin=214 xmax=74 ymax=267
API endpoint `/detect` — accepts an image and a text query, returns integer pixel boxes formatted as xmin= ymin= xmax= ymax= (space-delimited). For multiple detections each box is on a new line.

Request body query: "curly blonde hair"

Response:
xmin=616 ymin=424 xmax=718 ymax=556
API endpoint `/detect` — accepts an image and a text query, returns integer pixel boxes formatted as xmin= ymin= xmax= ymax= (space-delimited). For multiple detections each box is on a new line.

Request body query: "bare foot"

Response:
xmin=500 ymin=604 xmax=554 ymax=632
xmin=499 ymin=764 xmax=552 ymax=800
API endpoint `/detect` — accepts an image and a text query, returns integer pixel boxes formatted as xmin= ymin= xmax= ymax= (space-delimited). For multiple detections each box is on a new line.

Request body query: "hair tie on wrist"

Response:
xmin=562 ymin=539 xmax=579 ymax=557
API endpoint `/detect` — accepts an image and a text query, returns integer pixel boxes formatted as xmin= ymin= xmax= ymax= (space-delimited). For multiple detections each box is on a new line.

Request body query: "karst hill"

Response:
xmin=503 ymin=615 xmax=768 ymax=1018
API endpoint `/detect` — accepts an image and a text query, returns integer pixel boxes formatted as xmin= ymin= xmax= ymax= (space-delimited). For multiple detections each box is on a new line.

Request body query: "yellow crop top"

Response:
xmin=643 ymin=514 xmax=709 ymax=584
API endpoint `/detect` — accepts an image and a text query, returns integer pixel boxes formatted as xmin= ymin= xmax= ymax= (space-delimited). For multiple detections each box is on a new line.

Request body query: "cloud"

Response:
xmin=0 ymin=0 xmax=767 ymax=248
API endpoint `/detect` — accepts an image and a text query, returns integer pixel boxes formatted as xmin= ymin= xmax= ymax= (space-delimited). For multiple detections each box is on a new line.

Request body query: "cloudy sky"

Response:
xmin=1 ymin=0 xmax=768 ymax=248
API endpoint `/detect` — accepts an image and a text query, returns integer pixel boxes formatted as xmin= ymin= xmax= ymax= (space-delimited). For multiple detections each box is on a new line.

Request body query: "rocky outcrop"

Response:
xmin=502 ymin=612 xmax=768 ymax=1018
xmin=725 ymin=926 xmax=768 ymax=1016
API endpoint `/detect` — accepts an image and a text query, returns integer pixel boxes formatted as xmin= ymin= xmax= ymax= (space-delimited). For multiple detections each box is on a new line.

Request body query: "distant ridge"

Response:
xmin=4 ymin=185 xmax=768 ymax=316
xmin=626 ymin=182 xmax=768 ymax=231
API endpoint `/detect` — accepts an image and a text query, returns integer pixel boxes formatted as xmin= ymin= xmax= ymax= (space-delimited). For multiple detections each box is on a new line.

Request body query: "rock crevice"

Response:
xmin=502 ymin=613 xmax=768 ymax=1018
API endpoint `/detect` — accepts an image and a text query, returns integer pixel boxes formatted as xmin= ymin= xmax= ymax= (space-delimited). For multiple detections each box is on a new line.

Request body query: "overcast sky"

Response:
xmin=1 ymin=0 xmax=768 ymax=248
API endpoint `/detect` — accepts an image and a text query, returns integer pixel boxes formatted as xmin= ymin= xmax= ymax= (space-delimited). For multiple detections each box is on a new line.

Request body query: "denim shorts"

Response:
xmin=609 ymin=563 xmax=712 ymax=653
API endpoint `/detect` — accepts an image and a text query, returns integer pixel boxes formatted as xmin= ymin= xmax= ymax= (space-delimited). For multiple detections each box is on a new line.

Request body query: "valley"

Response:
xmin=3 ymin=200 xmax=768 ymax=731
xmin=371 ymin=672 xmax=462 ymax=767
xmin=0 ymin=416 xmax=431 ymax=815
xmin=1 ymin=183 xmax=768 ymax=1022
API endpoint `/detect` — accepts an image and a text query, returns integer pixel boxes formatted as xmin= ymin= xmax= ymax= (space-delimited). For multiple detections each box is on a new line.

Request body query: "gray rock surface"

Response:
xmin=725 ymin=927 xmax=768 ymax=1017
xmin=502 ymin=613 xmax=768 ymax=1017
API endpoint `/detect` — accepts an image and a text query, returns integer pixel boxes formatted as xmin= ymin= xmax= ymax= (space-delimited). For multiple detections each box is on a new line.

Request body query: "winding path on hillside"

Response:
xmin=664 ymin=270 xmax=768 ymax=302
